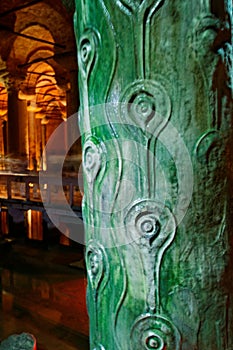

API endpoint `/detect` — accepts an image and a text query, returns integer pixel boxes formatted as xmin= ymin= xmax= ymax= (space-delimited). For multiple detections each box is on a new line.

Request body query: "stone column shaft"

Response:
xmin=75 ymin=1 xmax=233 ymax=349
xmin=7 ymin=88 xmax=28 ymax=168
xmin=28 ymin=110 xmax=36 ymax=171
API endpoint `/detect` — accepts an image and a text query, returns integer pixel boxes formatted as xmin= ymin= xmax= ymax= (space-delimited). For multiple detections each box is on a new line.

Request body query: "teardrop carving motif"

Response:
xmin=83 ymin=137 xmax=104 ymax=184
xmin=120 ymin=79 xmax=171 ymax=135
xmin=130 ymin=314 xmax=181 ymax=350
xmin=78 ymin=28 xmax=99 ymax=80
xmin=86 ymin=240 xmax=109 ymax=292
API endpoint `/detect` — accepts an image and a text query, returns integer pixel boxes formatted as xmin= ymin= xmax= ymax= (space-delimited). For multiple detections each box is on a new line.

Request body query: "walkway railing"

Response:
xmin=0 ymin=172 xmax=83 ymax=213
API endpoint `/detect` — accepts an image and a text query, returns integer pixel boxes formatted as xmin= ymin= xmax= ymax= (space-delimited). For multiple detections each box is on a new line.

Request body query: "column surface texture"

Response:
xmin=74 ymin=1 xmax=233 ymax=349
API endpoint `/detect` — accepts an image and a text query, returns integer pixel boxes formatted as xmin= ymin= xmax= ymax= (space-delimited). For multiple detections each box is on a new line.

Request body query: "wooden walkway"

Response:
xmin=0 ymin=172 xmax=82 ymax=215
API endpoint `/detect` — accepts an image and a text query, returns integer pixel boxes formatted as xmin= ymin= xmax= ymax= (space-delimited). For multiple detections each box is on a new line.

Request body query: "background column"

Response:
xmin=7 ymin=86 xmax=28 ymax=171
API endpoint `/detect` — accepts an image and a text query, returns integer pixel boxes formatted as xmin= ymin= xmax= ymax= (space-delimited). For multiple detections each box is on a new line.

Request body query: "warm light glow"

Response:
xmin=18 ymin=91 xmax=35 ymax=101
xmin=41 ymin=117 xmax=49 ymax=125
xmin=27 ymin=104 xmax=42 ymax=113
xmin=27 ymin=209 xmax=32 ymax=239
xmin=35 ymin=112 xmax=46 ymax=119
xmin=59 ymin=99 xmax=67 ymax=107
xmin=27 ymin=210 xmax=43 ymax=240
xmin=0 ymin=110 xmax=7 ymax=117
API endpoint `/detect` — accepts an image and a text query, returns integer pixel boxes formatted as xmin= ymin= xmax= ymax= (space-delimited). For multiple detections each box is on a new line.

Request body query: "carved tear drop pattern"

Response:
xmin=120 ymin=79 xmax=171 ymax=135
xmin=189 ymin=15 xmax=220 ymax=55
xmin=76 ymin=1 xmax=233 ymax=348
xmin=130 ymin=314 xmax=181 ymax=350
xmin=86 ymin=241 xmax=109 ymax=291
xmin=125 ymin=200 xmax=176 ymax=312
xmin=83 ymin=138 xmax=102 ymax=184
xmin=78 ymin=29 xmax=98 ymax=79
xmin=195 ymin=129 xmax=223 ymax=166
xmin=125 ymin=199 xmax=176 ymax=247
xmin=187 ymin=15 xmax=221 ymax=130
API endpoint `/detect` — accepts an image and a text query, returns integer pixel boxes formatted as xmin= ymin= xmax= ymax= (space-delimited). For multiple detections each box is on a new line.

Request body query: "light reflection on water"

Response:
xmin=0 ymin=244 xmax=89 ymax=350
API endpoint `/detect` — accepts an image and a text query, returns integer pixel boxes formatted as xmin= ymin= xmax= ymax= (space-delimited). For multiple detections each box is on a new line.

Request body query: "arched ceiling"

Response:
xmin=0 ymin=0 xmax=77 ymax=89
xmin=0 ymin=0 xmax=77 ymax=119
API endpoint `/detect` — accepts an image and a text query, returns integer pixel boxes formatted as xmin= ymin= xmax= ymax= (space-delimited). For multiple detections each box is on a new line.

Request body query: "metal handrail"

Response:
xmin=0 ymin=172 xmax=82 ymax=210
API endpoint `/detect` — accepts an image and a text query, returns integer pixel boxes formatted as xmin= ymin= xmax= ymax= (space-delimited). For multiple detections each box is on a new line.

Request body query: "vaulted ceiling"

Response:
xmin=0 ymin=0 xmax=77 ymax=120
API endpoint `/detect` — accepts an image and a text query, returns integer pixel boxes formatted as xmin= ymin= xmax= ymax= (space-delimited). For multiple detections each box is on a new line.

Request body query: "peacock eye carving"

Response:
xmin=83 ymin=139 xmax=103 ymax=184
xmin=78 ymin=29 xmax=98 ymax=78
xmin=86 ymin=241 xmax=109 ymax=292
xmin=130 ymin=314 xmax=181 ymax=350
xmin=145 ymin=333 xmax=164 ymax=350
xmin=120 ymin=79 xmax=171 ymax=135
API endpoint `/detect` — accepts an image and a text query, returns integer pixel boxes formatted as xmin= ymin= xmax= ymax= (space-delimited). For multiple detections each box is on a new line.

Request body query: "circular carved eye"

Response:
xmin=86 ymin=245 xmax=104 ymax=289
xmin=89 ymin=252 xmax=100 ymax=276
xmin=80 ymin=39 xmax=92 ymax=64
xmin=130 ymin=314 xmax=180 ymax=350
xmin=145 ymin=334 xmax=164 ymax=350
xmin=136 ymin=213 xmax=161 ymax=240
xmin=120 ymin=79 xmax=171 ymax=135
xmin=86 ymin=241 xmax=109 ymax=292
xmin=83 ymin=139 xmax=102 ymax=184
xmin=84 ymin=146 xmax=96 ymax=171
xmin=141 ymin=220 xmax=154 ymax=234
xmin=125 ymin=200 xmax=176 ymax=246
xmin=129 ymin=92 xmax=155 ymax=123
xmin=78 ymin=30 xmax=98 ymax=77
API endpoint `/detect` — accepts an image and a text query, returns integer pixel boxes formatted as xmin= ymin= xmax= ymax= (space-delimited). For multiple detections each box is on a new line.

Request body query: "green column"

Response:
xmin=74 ymin=1 xmax=233 ymax=349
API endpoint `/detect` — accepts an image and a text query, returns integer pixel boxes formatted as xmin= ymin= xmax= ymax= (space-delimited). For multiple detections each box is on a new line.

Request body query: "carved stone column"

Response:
xmin=75 ymin=1 xmax=233 ymax=349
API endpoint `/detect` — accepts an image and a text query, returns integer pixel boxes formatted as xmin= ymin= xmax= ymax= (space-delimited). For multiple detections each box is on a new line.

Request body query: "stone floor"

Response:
xmin=0 ymin=238 xmax=89 ymax=349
